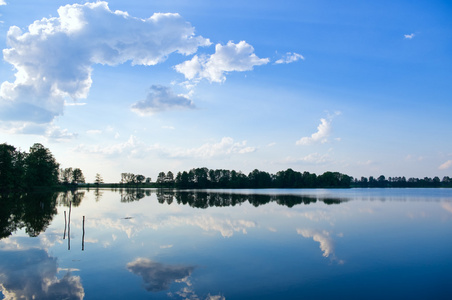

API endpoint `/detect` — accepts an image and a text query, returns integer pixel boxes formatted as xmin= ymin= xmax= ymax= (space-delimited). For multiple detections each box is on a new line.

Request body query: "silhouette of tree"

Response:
xmin=24 ymin=143 xmax=59 ymax=187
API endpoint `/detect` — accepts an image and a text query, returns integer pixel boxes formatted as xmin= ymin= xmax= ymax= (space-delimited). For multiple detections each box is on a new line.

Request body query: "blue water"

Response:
xmin=1 ymin=188 xmax=451 ymax=299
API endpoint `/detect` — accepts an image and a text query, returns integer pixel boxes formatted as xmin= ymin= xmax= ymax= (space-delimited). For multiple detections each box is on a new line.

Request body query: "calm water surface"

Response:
xmin=1 ymin=188 xmax=451 ymax=299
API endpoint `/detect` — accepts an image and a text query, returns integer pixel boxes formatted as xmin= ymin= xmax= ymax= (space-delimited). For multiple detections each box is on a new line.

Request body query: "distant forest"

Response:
xmin=143 ymin=168 xmax=452 ymax=189
xmin=1 ymin=142 xmax=451 ymax=191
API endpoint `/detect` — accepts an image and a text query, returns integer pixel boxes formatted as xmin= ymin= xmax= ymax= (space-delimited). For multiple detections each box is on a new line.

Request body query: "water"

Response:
xmin=1 ymin=188 xmax=451 ymax=299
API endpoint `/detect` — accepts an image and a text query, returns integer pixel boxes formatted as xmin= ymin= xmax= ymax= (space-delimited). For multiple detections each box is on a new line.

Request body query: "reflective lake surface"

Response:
xmin=1 ymin=188 xmax=452 ymax=299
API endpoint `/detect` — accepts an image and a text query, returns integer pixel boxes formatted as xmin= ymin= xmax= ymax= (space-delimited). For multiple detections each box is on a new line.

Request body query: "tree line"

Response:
xmin=2 ymin=142 xmax=452 ymax=191
xmin=112 ymin=169 xmax=452 ymax=189
xmin=0 ymin=143 xmax=87 ymax=191
xmin=150 ymin=168 xmax=353 ymax=189
xmin=352 ymin=175 xmax=452 ymax=188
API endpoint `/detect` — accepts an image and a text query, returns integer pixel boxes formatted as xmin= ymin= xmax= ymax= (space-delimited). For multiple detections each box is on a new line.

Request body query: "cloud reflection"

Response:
xmin=89 ymin=214 xmax=256 ymax=239
xmin=297 ymin=229 xmax=344 ymax=264
xmin=441 ymin=202 xmax=452 ymax=214
xmin=127 ymin=258 xmax=195 ymax=292
xmin=0 ymin=249 xmax=84 ymax=299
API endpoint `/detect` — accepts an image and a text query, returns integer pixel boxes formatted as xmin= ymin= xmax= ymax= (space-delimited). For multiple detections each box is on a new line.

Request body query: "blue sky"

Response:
xmin=1 ymin=0 xmax=451 ymax=183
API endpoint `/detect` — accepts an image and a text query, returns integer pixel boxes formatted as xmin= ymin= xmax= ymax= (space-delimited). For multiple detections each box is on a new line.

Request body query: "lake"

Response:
xmin=1 ymin=188 xmax=452 ymax=299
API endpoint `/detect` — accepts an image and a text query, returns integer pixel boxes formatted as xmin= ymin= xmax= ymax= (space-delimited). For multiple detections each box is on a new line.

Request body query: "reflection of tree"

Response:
xmin=22 ymin=192 xmax=58 ymax=237
xmin=119 ymin=188 xmax=145 ymax=203
xmin=0 ymin=193 xmax=23 ymax=239
xmin=127 ymin=258 xmax=195 ymax=292
xmin=156 ymin=190 xmax=174 ymax=205
xmin=0 ymin=191 xmax=59 ymax=239
xmin=94 ymin=188 xmax=103 ymax=202
xmin=0 ymin=248 xmax=84 ymax=299
xmin=57 ymin=190 xmax=86 ymax=207
xmin=156 ymin=191 xmax=345 ymax=209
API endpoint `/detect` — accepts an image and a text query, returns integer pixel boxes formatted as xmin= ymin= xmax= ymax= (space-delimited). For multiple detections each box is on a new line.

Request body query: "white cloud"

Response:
xmin=75 ymin=135 xmax=146 ymax=157
xmin=86 ymin=129 xmax=102 ymax=135
xmin=131 ymin=85 xmax=195 ymax=115
xmin=0 ymin=1 xmax=6 ymax=6
xmin=285 ymin=153 xmax=331 ymax=165
xmin=439 ymin=160 xmax=452 ymax=170
xmin=64 ymin=101 xmax=87 ymax=106
xmin=76 ymin=135 xmax=256 ymax=159
xmin=404 ymin=33 xmax=415 ymax=39
xmin=1 ymin=121 xmax=76 ymax=141
xmin=45 ymin=125 xmax=78 ymax=141
xmin=0 ymin=1 xmax=210 ymax=126
xmin=296 ymin=113 xmax=340 ymax=146
xmin=175 ymin=40 xmax=269 ymax=83
xmin=296 ymin=118 xmax=331 ymax=145
xmin=275 ymin=52 xmax=304 ymax=64
xmin=169 ymin=137 xmax=256 ymax=158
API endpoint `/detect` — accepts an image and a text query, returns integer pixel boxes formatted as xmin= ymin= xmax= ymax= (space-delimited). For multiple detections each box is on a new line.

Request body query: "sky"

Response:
xmin=0 ymin=0 xmax=451 ymax=183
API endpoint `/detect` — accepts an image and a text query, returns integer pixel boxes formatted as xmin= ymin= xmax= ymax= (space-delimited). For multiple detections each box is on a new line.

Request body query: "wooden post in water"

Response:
xmin=68 ymin=201 xmax=71 ymax=250
xmin=63 ymin=211 xmax=67 ymax=239
xmin=82 ymin=216 xmax=85 ymax=251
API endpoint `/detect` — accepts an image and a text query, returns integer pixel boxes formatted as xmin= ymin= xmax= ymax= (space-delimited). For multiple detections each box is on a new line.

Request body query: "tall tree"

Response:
xmin=135 ymin=174 xmax=145 ymax=184
xmin=72 ymin=168 xmax=85 ymax=184
xmin=59 ymin=167 xmax=73 ymax=185
xmin=0 ymin=143 xmax=25 ymax=190
xmin=94 ymin=173 xmax=104 ymax=185
xmin=24 ymin=143 xmax=59 ymax=187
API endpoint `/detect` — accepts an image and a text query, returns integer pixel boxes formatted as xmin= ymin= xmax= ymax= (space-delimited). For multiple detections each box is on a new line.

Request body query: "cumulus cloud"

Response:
xmin=175 ymin=40 xmax=269 ymax=83
xmin=131 ymin=85 xmax=195 ymax=115
xmin=296 ymin=118 xmax=331 ymax=145
xmin=1 ymin=121 xmax=76 ymax=141
xmin=45 ymin=125 xmax=78 ymax=141
xmin=0 ymin=249 xmax=84 ymax=299
xmin=275 ymin=52 xmax=304 ymax=64
xmin=0 ymin=1 xmax=210 ymax=126
xmin=404 ymin=33 xmax=415 ymax=39
xmin=126 ymin=258 xmax=195 ymax=292
xmin=296 ymin=112 xmax=340 ymax=146
xmin=439 ymin=160 xmax=452 ymax=170
xmin=0 ymin=0 xmax=6 ymax=6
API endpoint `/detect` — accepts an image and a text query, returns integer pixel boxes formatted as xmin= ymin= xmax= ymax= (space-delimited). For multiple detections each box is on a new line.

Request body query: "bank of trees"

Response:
xmin=153 ymin=168 xmax=353 ymax=189
xmin=154 ymin=168 xmax=452 ymax=189
xmin=0 ymin=143 xmax=86 ymax=191
xmin=352 ymin=175 xmax=452 ymax=188
xmin=119 ymin=172 xmax=151 ymax=186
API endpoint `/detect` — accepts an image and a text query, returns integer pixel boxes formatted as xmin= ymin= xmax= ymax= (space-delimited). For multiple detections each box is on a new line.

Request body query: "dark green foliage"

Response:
xmin=24 ymin=143 xmax=60 ymax=187
xmin=169 ymin=167 xmax=353 ymax=189
xmin=352 ymin=175 xmax=452 ymax=188
xmin=0 ymin=143 xmax=26 ymax=190
xmin=1 ymin=143 xmax=65 ymax=191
